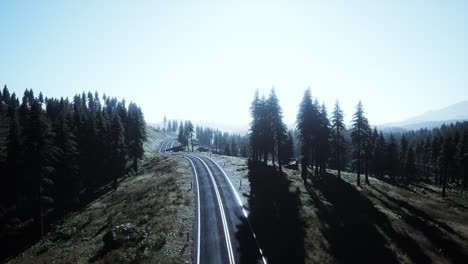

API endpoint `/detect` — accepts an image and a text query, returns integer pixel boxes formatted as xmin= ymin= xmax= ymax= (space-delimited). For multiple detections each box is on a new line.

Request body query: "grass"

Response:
xmin=287 ymin=169 xmax=468 ymax=264
xmin=6 ymin=150 xmax=194 ymax=264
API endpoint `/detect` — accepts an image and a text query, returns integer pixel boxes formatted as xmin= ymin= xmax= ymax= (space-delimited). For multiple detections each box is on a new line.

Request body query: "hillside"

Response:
xmin=5 ymin=129 xmax=194 ymax=264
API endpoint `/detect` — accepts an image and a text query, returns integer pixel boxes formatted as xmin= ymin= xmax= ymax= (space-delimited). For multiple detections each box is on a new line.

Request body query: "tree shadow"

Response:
xmin=371 ymin=187 xmax=468 ymax=263
xmin=308 ymin=174 xmax=431 ymax=264
xmin=235 ymin=160 xmax=305 ymax=264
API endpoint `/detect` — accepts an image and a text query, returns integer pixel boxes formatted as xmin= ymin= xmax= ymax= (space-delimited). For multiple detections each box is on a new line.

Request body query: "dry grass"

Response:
xmin=286 ymin=168 xmax=468 ymax=264
xmin=7 ymin=154 xmax=194 ymax=264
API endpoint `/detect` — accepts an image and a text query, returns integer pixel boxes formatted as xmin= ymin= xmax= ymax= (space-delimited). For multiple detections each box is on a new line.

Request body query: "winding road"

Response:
xmin=159 ymin=138 xmax=266 ymax=264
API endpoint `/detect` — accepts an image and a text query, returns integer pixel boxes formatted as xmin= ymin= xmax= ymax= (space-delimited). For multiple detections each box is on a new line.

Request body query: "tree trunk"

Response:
xmin=442 ymin=167 xmax=447 ymax=197
xmin=365 ymin=158 xmax=369 ymax=184
xmin=272 ymin=146 xmax=275 ymax=166
xmin=277 ymin=140 xmax=282 ymax=172
xmin=463 ymin=162 xmax=467 ymax=190
xmin=357 ymin=145 xmax=361 ymax=186
xmin=301 ymin=154 xmax=308 ymax=184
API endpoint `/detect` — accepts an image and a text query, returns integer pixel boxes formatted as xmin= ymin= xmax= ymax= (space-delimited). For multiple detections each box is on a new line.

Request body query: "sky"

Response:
xmin=1 ymin=0 xmax=467 ymax=130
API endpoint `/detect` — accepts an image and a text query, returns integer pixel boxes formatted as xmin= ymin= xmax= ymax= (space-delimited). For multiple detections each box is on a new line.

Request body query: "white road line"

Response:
xmin=192 ymin=155 xmax=235 ymax=264
xmin=183 ymin=156 xmax=201 ymax=264
xmin=170 ymin=139 xmax=175 ymax=149
xmin=201 ymin=155 xmax=268 ymax=264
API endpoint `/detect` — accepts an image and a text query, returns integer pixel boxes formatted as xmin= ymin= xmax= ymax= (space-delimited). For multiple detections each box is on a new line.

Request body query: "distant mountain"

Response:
xmin=380 ymin=101 xmax=468 ymax=131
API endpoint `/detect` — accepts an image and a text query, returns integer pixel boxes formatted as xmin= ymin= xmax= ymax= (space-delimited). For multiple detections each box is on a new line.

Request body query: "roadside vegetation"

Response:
xmin=4 ymin=127 xmax=194 ymax=264
xmin=240 ymin=87 xmax=468 ymax=263
xmin=0 ymin=86 xmax=147 ymax=261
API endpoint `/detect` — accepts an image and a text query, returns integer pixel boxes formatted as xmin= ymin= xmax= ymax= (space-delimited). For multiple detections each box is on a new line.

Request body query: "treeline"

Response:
xmin=195 ymin=126 xmax=250 ymax=157
xmin=248 ymin=88 xmax=468 ymax=197
xmin=0 ymin=86 xmax=146 ymax=259
xmin=249 ymin=89 xmax=295 ymax=170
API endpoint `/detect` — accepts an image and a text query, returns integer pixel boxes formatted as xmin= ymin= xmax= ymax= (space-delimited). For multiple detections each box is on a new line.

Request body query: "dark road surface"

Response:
xmin=159 ymin=138 xmax=266 ymax=264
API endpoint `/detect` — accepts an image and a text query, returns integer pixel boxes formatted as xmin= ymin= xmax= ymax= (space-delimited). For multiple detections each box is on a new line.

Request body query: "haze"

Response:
xmin=1 ymin=0 xmax=467 ymax=128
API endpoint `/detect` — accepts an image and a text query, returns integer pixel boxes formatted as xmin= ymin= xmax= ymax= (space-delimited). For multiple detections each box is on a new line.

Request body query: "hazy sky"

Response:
xmin=1 ymin=0 xmax=467 ymax=129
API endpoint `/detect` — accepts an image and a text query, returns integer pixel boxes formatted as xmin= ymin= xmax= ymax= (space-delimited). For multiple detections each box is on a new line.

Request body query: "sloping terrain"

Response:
xmin=209 ymin=155 xmax=468 ymax=264
xmin=5 ymin=129 xmax=194 ymax=264
xmin=293 ymin=171 xmax=468 ymax=264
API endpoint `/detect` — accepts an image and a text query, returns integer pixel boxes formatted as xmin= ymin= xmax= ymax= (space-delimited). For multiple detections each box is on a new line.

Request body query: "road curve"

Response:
xmin=159 ymin=138 xmax=266 ymax=264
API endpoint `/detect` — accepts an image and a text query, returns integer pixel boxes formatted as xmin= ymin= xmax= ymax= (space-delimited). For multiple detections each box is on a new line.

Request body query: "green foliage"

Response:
xmin=0 ymin=86 xmax=146 ymax=260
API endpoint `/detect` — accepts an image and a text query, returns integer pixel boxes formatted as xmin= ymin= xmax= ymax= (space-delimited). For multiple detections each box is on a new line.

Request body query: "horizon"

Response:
xmin=1 ymin=1 xmax=467 ymax=127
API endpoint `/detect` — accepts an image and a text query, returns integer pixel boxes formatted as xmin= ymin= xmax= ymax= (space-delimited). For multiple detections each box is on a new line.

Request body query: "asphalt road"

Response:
xmin=159 ymin=138 xmax=266 ymax=264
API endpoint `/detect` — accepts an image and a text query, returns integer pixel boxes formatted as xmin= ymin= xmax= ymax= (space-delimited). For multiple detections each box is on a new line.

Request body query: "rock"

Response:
xmin=103 ymin=223 xmax=145 ymax=249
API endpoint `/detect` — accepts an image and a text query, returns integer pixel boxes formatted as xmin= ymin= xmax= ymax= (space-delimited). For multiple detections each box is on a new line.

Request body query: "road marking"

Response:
xmin=170 ymin=139 xmax=175 ymax=149
xmin=200 ymin=155 xmax=268 ymax=264
xmin=183 ymin=156 xmax=201 ymax=264
xmin=192 ymin=155 xmax=235 ymax=264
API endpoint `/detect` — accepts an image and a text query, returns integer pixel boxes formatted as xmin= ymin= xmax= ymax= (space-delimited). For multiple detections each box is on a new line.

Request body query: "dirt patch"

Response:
xmin=7 ymin=155 xmax=194 ymax=264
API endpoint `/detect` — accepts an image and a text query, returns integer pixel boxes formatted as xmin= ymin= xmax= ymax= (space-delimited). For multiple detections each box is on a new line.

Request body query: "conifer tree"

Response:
xmin=296 ymin=89 xmax=315 ymax=183
xmin=331 ymin=100 xmax=345 ymax=178
xmin=386 ymin=135 xmax=399 ymax=182
xmin=126 ymin=103 xmax=147 ymax=173
xmin=178 ymin=121 xmax=186 ymax=149
xmin=109 ymin=112 xmax=126 ymax=189
xmin=405 ymin=147 xmax=417 ymax=181
xmin=318 ymin=103 xmax=330 ymax=175
xmin=351 ymin=100 xmax=370 ymax=185
xmin=267 ymin=88 xmax=286 ymax=170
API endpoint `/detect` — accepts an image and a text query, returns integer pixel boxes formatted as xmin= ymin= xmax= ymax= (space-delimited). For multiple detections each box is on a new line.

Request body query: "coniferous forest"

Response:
xmin=245 ymin=88 xmax=468 ymax=263
xmin=248 ymin=88 xmax=468 ymax=195
xmin=0 ymin=85 xmax=146 ymax=259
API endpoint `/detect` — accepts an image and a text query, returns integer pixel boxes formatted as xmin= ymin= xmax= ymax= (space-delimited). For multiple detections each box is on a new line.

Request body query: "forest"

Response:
xmin=163 ymin=117 xmax=251 ymax=157
xmin=248 ymin=88 xmax=468 ymax=195
xmin=0 ymin=86 xmax=147 ymax=260
xmin=244 ymin=88 xmax=468 ymax=263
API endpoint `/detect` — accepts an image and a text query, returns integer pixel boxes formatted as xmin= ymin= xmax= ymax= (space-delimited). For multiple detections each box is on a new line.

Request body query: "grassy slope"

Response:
xmin=6 ymin=128 xmax=194 ymax=264
xmin=292 ymin=170 xmax=468 ymax=264
xmin=205 ymin=154 xmax=468 ymax=264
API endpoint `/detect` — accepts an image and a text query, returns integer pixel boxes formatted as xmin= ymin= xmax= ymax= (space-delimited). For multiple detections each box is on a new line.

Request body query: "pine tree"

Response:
xmin=331 ymin=100 xmax=345 ymax=178
xmin=172 ymin=120 xmax=178 ymax=133
xmin=296 ymin=89 xmax=316 ymax=183
xmin=186 ymin=121 xmax=194 ymax=152
xmin=109 ymin=112 xmax=126 ymax=189
xmin=126 ymin=103 xmax=147 ymax=173
xmin=318 ymin=103 xmax=330 ymax=175
xmin=280 ymin=131 xmax=294 ymax=165
xmin=4 ymin=93 xmax=22 ymax=206
xmin=250 ymin=90 xmax=261 ymax=161
xmin=405 ymin=147 xmax=417 ymax=181
xmin=400 ymin=135 xmax=409 ymax=179
xmin=23 ymin=99 xmax=57 ymax=238
xmin=372 ymin=132 xmax=386 ymax=178
xmin=267 ymin=88 xmax=286 ymax=171
xmin=351 ymin=100 xmax=370 ymax=186
xmin=230 ymin=137 xmax=238 ymax=156
xmin=386 ymin=135 xmax=399 ymax=182
xmin=51 ymin=99 xmax=80 ymax=211
xmin=178 ymin=121 xmax=186 ymax=149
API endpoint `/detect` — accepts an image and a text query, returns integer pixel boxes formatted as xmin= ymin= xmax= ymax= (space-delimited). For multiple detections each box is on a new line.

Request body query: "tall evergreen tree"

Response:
xmin=267 ymin=88 xmax=286 ymax=171
xmin=330 ymin=100 xmax=345 ymax=178
xmin=296 ymin=89 xmax=316 ymax=183
xmin=126 ymin=103 xmax=147 ymax=173
xmin=386 ymin=135 xmax=399 ymax=182
xmin=351 ymin=100 xmax=370 ymax=186
xmin=109 ymin=112 xmax=126 ymax=189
